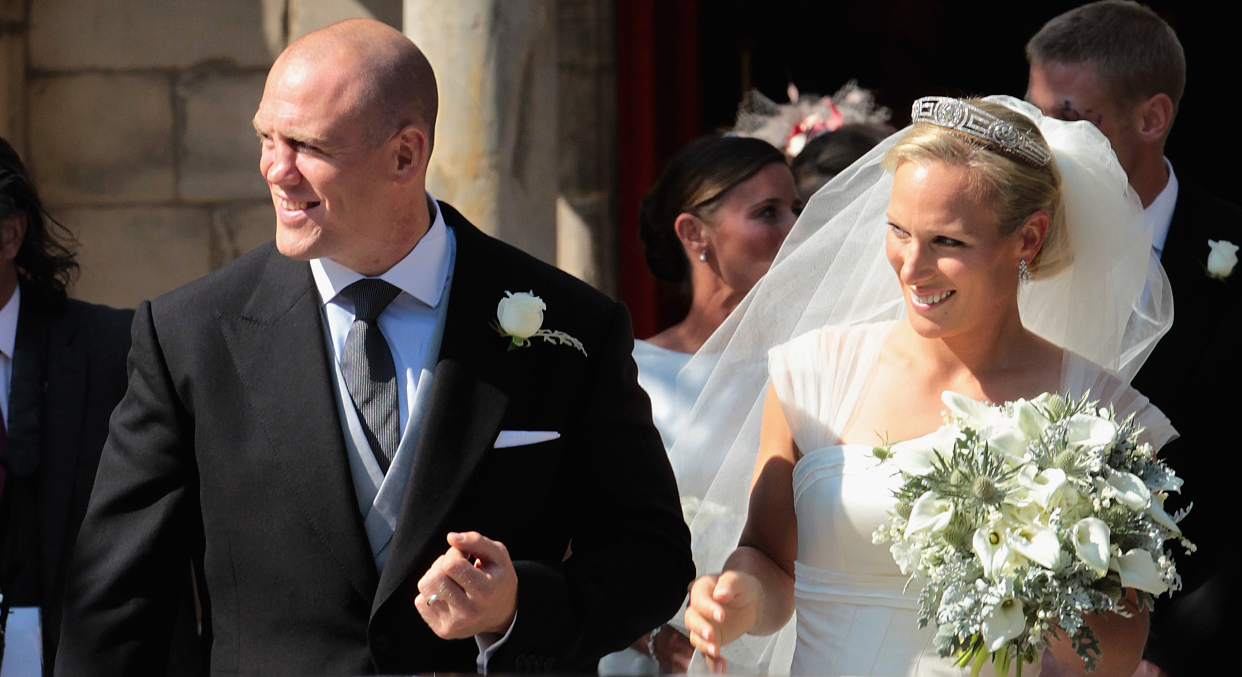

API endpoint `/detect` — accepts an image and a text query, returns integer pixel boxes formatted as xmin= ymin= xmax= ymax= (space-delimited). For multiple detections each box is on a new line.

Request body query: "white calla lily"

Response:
xmin=1013 ymin=399 xmax=1052 ymax=440
xmin=985 ymin=423 xmax=1032 ymax=464
xmin=1071 ymin=517 xmax=1111 ymax=578
xmin=906 ymin=491 xmax=954 ymax=535
xmin=1023 ymin=468 xmax=1067 ymax=508
xmin=942 ymin=390 xmax=996 ymax=426
xmin=1146 ymin=495 xmax=1182 ymax=534
xmin=982 ymin=598 xmax=1027 ymax=652
xmin=973 ymin=524 xmax=1018 ymax=580
xmin=1114 ymin=549 xmax=1169 ymax=595
xmin=1065 ymin=413 xmax=1119 ymax=450
xmin=1106 ymin=472 xmax=1152 ymax=511
xmin=1010 ymin=523 xmax=1063 ymax=570
xmin=891 ymin=426 xmax=960 ymax=476
xmin=940 ymin=391 xmax=1036 ymax=463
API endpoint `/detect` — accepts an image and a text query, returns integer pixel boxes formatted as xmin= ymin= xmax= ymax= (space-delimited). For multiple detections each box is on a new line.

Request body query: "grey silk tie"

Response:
xmin=340 ymin=279 xmax=403 ymax=473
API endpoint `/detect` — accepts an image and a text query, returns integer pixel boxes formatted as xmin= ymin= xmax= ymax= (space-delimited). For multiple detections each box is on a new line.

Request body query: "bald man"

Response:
xmin=55 ymin=20 xmax=693 ymax=676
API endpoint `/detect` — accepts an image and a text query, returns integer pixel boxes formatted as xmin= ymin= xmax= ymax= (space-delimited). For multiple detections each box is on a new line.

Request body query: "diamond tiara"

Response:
xmin=910 ymin=97 xmax=1052 ymax=167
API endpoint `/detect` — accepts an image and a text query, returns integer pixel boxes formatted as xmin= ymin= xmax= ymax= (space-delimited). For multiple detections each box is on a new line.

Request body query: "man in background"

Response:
xmin=1026 ymin=3 xmax=1242 ymax=675
xmin=0 ymin=136 xmax=199 ymax=675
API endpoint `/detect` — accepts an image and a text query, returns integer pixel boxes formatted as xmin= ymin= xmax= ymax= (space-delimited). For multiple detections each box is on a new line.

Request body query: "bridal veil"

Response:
xmin=668 ymin=96 xmax=1174 ymax=673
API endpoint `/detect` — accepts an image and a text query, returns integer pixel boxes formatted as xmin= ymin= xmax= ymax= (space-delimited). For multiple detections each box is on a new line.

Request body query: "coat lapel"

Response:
xmin=34 ymin=296 xmax=91 ymax=595
xmin=373 ymin=210 xmax=511 ymax=613
xmin=219 ymin=247 xmax=378 ymax=601
xmin=6 ymin=282 xmax=56 ymax=478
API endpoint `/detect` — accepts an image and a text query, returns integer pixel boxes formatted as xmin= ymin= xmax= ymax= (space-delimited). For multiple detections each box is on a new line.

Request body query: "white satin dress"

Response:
xmin=767 ymin=323 xmax=1172 ymax=677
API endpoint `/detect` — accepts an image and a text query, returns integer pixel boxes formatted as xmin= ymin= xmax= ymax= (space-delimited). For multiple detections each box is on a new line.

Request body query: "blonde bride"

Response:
xmin=673 ymin=97 xmax=1173 ymax=677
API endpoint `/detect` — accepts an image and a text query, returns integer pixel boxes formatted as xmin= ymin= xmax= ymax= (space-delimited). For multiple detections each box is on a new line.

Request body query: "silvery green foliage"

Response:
xmin=873 ymin=393 xmax=1191 ymax=674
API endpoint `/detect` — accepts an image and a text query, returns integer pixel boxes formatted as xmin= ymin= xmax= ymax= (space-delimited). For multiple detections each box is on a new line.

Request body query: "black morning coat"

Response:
xmin=0 ymin=282 xmax=203 ymax=676
xmin=54 ymin=203 xmax=695 ymax=676
xmin=1130 ymin=178 xmax=1242 ymax=677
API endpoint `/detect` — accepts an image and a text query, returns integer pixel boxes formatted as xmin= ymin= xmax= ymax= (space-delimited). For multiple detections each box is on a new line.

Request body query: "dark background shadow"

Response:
xmin=699 ymin=0 xmax=1223 ymax=194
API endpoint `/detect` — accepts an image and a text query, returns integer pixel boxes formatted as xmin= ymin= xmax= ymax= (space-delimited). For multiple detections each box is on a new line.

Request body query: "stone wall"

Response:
xmin=2 ymin=0 xmax=618 ymax=308
xmin=556 ymin=0 xmax=618 ymax=298
xmin=3 ymin=0 xmax=400 ymax=308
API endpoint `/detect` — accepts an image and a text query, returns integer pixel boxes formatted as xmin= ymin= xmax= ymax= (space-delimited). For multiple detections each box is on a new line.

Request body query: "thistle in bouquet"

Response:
xmin=872 ymin=391 xmax=1193 ymax=676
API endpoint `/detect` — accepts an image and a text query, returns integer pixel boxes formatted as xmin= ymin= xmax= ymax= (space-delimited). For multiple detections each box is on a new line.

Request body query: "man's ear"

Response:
xmin=1136 ymin=93 xmax=1175 ymax=143
xmin=393 ymin=124 xmax=431 ymax=181
xmin=1 ymin=213 xmax=28 ymax=261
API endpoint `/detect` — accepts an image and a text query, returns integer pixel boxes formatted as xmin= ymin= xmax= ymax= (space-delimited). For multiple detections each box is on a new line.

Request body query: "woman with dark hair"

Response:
xmin=600 ymin=135 xmax=796 ymax=676
xmin=789 ymin=123 xmax=894 ymax=206
xmin=0 ymin=140 xmax=79 ymax=299
xmin=0 ymin=136 xmax=201 ymax=674
xmin=635 ymin=135 xmax=796 ymax=451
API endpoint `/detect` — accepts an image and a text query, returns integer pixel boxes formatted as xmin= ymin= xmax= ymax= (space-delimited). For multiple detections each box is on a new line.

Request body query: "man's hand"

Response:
xmin=415 ymin=531 xmax=518 ymax=639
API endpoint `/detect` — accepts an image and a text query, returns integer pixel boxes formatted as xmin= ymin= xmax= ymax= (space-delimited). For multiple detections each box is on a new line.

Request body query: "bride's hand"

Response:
xmin=685 ymin=571 xmax=762 ymax=665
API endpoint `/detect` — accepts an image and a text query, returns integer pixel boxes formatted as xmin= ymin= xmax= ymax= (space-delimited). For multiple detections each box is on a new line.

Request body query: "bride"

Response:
xmin=676 ymin=97 xmax=1174 ymax=677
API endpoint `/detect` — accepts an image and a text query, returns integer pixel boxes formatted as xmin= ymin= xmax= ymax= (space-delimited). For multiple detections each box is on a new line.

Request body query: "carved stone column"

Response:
xmin=405 ymin=0 xmax=559 ymax=265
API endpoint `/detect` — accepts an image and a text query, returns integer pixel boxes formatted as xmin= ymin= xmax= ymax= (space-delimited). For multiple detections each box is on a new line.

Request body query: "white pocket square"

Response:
xmin=494 ymin=430 xmax=561 ymax=449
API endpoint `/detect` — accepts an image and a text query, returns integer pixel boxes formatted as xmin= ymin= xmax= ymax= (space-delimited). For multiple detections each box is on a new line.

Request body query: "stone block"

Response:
xmin=0 ymin=0 xmax=22 ymax=23
xmin=211 ymin=200 xmax=275 ymax=268
xmin=0 ymin=31 xmax=23 ymax=153
xmin=28 ymin=73 xmax=175 ymax=205
xmin=179 ymin=71 xmax=269 ymax=202
xmin=0 ymin=0 xmax=23 ymax=24
xmin=65 ymin=206 xmax=213 ymax=308
xmin=288 ymin=0 xmax=402 ymax=42
xmin=29 ymin=0 xmax=272 ymax=71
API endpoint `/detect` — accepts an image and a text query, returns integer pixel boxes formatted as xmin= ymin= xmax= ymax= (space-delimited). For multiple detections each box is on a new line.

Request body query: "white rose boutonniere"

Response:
xmin=493 ymin=291 xmax=587 ymax=356
xmin=1206 ymin=239 xmax=1238 ymax=280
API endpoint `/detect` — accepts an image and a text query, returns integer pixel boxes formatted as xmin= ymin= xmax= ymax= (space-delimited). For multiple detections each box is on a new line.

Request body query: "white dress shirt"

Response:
xmin=1 ymin=284 xmax=20 ymax=430
xmin=1146 ymin=158 xmax=1179 ymax=260
xmin=311 ymin=206 xmax=452 ymax=435
xmin=309 ymin=198 xmax=513 ymax=672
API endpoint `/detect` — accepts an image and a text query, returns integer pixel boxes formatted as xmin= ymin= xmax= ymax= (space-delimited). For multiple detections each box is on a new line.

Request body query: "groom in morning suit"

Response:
xmin=1027 ymin=3 xmax=1242 ymax=675
xmin=56 ymin=19 xmax=694 ymax=676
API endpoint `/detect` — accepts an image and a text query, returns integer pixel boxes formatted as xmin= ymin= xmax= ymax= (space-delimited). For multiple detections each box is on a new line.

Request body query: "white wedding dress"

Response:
xmin=765 ymin=323 xmax=1174 ymax=677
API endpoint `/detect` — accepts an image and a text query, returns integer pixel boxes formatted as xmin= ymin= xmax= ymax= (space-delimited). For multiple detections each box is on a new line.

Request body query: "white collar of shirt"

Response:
xmin=0 ymin=283 xmax=19 ymax=362
xmin=310 ymin=196 xmax=451 ymax=308
xmin=1146 ymin=158 xmax=1179 ymax=258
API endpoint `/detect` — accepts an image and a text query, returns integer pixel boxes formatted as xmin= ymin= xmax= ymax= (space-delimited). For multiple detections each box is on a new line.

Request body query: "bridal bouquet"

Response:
xmin=872 ymin=391 xmax=1192 ymax=675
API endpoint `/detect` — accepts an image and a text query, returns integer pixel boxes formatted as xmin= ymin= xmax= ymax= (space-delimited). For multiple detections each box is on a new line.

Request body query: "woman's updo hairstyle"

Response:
xmin=882 ymin=100 xmax=1070 ymax=279
xmin=639 ymin=135 xmax=787 ymax=284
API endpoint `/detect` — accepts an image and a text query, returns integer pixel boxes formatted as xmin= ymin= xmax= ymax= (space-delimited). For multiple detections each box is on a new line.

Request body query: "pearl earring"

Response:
xmin=699 ymin=249 xmax=708 ymax=262
xmin=1018 ymin=259 xmax=1032 ymax=284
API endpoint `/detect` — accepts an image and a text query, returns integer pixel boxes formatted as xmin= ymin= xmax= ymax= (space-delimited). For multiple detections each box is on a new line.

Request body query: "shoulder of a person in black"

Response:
xmin=1173 ymin=175 xmax=1242 ymax=243
xmin=21 ymin=280 xmax=133 ymax=347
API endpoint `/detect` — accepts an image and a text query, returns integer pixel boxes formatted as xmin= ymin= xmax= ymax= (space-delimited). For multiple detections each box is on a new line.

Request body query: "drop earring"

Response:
xmin=699 ymin=249 xmax=708 ymax=262
xmin=1018 ymin=259 xmax=1032 ymax=284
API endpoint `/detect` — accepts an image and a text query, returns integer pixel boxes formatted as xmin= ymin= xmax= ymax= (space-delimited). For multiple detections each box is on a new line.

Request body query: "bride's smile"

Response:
xmin=908 ymin=288 xmax=955 ymax=308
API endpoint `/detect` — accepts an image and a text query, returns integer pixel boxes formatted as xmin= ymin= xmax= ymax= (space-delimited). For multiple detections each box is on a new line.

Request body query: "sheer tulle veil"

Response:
xmin=668 ymin=96 xmax=1174 ymax=673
